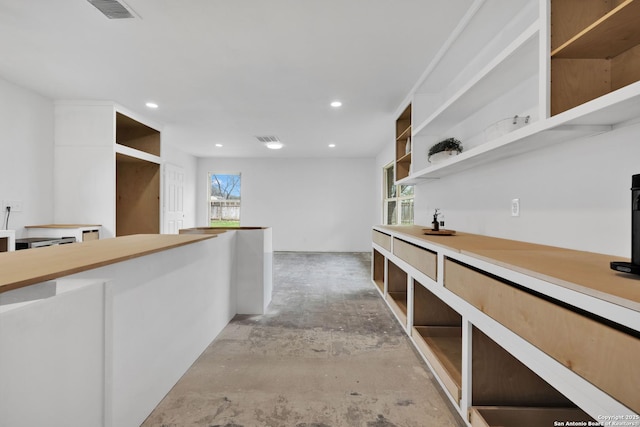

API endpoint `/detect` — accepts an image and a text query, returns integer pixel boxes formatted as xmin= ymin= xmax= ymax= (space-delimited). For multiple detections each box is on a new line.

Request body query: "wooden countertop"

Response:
xmin=0 ymin=234 xmax=216 ymax=294
xmin=376 ymin=225 xmax=640 ymax=311
xmin=25 ymin=224 xmax=101 ymax=229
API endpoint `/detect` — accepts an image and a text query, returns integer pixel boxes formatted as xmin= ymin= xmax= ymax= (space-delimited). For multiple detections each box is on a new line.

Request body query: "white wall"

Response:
xmin=412 ymin=121 xmax=640 ymax=257
xmin=197 ymin=157 xmax=377 ymax=252
xmin=0 ymin=77 xmax=54 ymax=236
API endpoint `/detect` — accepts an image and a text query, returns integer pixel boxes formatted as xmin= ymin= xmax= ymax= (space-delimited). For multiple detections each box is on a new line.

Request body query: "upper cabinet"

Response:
xmin=550 ymin=0 xmax=640 ymax=115
xmin=395 ymin=104 xmax=412 ymax=181
xmin=394 ymin=0 xmax=640 ymax=184
xmin=54 ymin=102 xmax=162 ymax=238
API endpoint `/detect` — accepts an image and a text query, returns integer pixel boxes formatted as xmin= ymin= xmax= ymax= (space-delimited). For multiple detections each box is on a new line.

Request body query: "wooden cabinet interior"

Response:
xmin=116 ymin=153 xmax=160 ymax=236
xmin=116 ymin=112 xmax=161 ymax=156
xmin=445 ymin=258 xmax=640 ymax=413
xmin=372 ymin=226 xmax=639 ymax=423
xmin=386 ymin=260 xmax=408 ymax=325
xmin=471 ymin=327 xmax=594 ymax=427
xmin=551 ymin=0 xmax=640 ymax=115
xmin=373 ymin=249 xmax=384 ymax=293
xmin=412 ymin=281 xmax=462 ymax=403
xmin=395 ymin=104 xmax=412 ymax=182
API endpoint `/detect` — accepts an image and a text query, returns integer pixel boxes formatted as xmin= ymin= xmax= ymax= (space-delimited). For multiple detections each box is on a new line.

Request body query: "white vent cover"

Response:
xmin=87 ymin=0 xmax=136 ymax=19
xmin=256 ymin=136 xmax=280 ymax=143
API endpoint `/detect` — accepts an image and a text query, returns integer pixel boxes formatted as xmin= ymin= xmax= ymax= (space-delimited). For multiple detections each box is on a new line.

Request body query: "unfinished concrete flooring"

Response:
xmin=142 ymin=252 xmax=464 ymax=427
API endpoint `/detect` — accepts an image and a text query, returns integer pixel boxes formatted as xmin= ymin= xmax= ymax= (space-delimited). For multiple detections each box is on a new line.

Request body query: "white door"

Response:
xmin=164 ymin=164 xmax=185 ymax=234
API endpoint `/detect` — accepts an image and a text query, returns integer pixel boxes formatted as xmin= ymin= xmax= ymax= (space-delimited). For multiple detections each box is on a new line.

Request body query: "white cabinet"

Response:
xmin=54 ymin=101 xmax=162 ymax=238
xmin=24 ymin=224 xmax=101 ymax=242
xmin=372 ymin=226 xmax=639 ymax=427
xmin=0 ymin=230 xmax=15 ymax=252
xmin=395 ymin=0 xmax=640 ymax=184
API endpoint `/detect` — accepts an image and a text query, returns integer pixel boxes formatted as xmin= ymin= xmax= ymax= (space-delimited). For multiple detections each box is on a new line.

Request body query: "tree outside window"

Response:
xmin=209 ymin=173 xmax=241 ymax=227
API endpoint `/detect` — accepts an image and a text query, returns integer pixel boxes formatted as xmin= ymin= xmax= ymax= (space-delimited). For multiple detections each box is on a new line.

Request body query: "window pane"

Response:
xmin=400 ymin=185 xmax=414 ymax=197
xmin=386 ymin=166 xmax=396 ymax=198
xmin=386 ymin=201 xmax=397 ymax=225
xmin=210 ymin=173 xmax=241 ymax=227
xmin=400 ymin=199 xmax=414 ymax=225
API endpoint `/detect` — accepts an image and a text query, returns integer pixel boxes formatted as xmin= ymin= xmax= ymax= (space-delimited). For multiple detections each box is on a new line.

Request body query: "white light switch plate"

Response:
xmin=511 ymin=198 xmax=520 ymax=217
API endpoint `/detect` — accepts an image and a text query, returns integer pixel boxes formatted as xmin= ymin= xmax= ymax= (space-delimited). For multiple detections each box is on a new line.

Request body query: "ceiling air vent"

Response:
xmin=87 ymin=0 xmax=136 ymax=19
xmin=256 ymin=136 xmax=284 ymax=150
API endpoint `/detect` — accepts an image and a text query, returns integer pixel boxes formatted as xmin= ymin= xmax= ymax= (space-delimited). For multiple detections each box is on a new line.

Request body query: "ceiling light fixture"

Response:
xmin=328 ymin=144 xmax=336 ymax=148
xmin=145 ymin=102 xmax=158 ymax=109
xmin=265 ymin=142 xmax=283 ymax=150
xmin=330 ymin=101 xmax=342 ymax=108
xmin=215 ymin=144 xmax=223 ymax=147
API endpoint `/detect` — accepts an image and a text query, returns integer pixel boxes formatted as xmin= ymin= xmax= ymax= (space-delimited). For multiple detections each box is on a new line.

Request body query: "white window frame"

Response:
xmin=383 ymin=162 xmax=414 ymax=225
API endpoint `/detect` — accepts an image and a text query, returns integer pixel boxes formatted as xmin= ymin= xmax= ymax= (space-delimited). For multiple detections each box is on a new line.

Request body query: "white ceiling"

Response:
xmin=0 ymin=0 xmax=473 ymax=158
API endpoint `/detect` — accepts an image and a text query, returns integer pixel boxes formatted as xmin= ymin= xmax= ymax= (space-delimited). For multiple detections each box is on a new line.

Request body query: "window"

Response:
xmin=209 ymin=173 xmax=241 ymax=227
xmin=383 ymin=162 xmax=414 ymax=225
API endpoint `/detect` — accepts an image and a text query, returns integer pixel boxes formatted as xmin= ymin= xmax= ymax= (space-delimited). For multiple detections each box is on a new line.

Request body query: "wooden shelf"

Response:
xmin=395 ymin=104 xmax=412 ymax=182
xmin=412 ymin=326 xmax=462 ymax=403
xmin=551 ymin=0 xmax=640 ymax=115
xmin=396 ymin=152 xmax=411 ymax=164
xmin=469 ymin=406 xmax=594 ymax=427
xmin=373 ymin=249 xmax=385 ymax=294
xmin=551 ymin=0 xmax=640 ymax=59
xmin=396 ymin=123 xmax=411 ymax=141
xmin=116 ymin=112 xmax=161 ymax=157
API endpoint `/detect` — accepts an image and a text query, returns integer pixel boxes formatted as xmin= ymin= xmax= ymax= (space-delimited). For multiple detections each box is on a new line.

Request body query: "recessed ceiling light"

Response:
xmin=215 ymin=144 xmax=223 ymax=147
xmin=330 ymin=101 xmax=342 ymax=108
xmin=145 ymin=102 xmax=158 ymax=109
xmin=265 ymin=142 xmax=284 ymax=150
xmin=328 ymin=144 xmax=336 ymax=148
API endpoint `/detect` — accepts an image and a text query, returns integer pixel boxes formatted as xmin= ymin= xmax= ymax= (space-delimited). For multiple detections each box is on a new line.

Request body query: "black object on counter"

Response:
xmin=611 ymin=174 xmax=640 ymax=275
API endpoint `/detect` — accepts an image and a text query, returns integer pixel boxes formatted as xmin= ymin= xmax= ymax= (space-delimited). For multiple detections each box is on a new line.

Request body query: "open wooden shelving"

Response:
xmin=115 ymin=112 xmax=161 ymax=237
xmin=469 ymin=406 xmax=593 ymax=427
xmin=395 ymin=104 xmax=412 ymax=182
xmin=470 ymin=327 xmax=594 ymax=427
xmin=394 ymin=0 xmax=640 ymax=185
xmin=551 ymin=0 xmax=640 ymax=115
xmin=372 ymin=226 xmax=638 ymax=425
xmin=386 ymin=259 xmax=408 ymax=327
xmin=372 ymin=249 xmax=384 ymax=293
xmin=411 ymin=281 xmax=462 ymax=403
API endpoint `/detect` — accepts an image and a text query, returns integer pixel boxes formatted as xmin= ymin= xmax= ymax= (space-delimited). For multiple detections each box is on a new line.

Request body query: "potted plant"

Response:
xmin=428 ymin=137 xmax=463 ymax=164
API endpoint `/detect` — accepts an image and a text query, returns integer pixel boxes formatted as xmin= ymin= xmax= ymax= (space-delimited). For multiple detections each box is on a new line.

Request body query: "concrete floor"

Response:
xmin=142 ymin=252 xmax=465 ymax=427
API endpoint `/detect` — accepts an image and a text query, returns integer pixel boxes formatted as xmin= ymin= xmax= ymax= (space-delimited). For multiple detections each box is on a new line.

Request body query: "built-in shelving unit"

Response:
xmin=394 ymin=0 xmax=640 ymax=185
xmin=115 ymin=113 xmax=161 ymax=236
xmin=412 ymin=281 xmax=462 ymax=404
xmin=372 ymin=249 xmax=384 ymax=293
xmin=386 ymin=260 xmax=408 ymax=325
xmin=54 ymin=101 xmax=162 ymax=238
xmin=550 ymin=0 xmax=640 ymax=116
xmin=395 ymin=104 xmax=412 ymax=181
xmin=371 ymin=225 xmax=639 ymax=426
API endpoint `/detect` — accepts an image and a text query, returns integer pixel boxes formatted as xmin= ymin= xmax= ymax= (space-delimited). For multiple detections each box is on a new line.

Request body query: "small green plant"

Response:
xmin=428 ymin=138 xmax=463 ymax=160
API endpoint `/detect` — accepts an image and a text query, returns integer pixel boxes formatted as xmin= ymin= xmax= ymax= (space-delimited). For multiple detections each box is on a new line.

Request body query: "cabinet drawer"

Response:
xmin=393 ymin=238 xmax=437 ymax=281
xmin=372 ymin=230 xmax=391 ymax=252
xmin=444 ymin=259 xmax=640 ymax=413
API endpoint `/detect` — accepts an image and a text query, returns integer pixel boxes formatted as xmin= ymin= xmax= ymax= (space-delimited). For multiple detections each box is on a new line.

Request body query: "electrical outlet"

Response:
xmin=511 ymin=198 xmax=520 ymax=217
xmin=2 ymin=200 xmax=23 ymax=212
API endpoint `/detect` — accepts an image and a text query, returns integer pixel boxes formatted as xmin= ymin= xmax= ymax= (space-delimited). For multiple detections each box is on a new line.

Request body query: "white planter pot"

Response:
xmin=428 ymin=150 xmax=459 ymax=164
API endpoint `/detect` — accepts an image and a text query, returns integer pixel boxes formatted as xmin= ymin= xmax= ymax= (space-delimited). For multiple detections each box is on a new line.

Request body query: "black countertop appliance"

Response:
xmin=611 ymin=174 xmax=640 ymax=275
